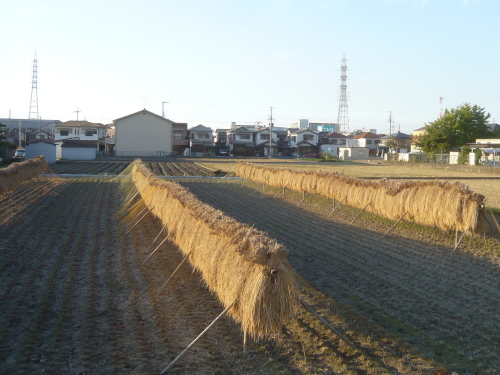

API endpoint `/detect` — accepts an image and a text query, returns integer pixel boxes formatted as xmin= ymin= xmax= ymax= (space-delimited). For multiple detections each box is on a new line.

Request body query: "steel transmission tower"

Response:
xmin=337 ymin=54 xmax=349 ymax=134
xmin=28 ymin=52 xmax=39 ymax=120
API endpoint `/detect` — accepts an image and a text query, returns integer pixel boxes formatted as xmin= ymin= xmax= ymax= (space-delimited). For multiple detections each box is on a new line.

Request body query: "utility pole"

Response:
xmin=268 ymin=107 xmax=274 ymax=158
xmin=74 ymin=109 xmax=81 ymax=121
xmin=162 ymin=101 xmax=168 ymax=118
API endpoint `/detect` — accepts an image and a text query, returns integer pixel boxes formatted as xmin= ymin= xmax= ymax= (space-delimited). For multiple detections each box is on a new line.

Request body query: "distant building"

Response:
xmin=187 ymin=124 xmax=215 ymax=156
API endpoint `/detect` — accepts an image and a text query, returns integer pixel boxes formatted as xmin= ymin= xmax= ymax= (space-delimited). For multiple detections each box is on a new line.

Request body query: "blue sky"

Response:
xmin=1 ymin=0 xmax=498 ymax=134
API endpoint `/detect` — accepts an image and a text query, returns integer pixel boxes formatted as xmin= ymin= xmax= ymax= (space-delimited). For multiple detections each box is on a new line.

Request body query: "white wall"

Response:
xmin=26 ymin=143 xmax=57 ymax=164
xmin=61 ymin=147 xmax=96 ymax=160
xmin=115 ymin=112 xmax=173 ymax=156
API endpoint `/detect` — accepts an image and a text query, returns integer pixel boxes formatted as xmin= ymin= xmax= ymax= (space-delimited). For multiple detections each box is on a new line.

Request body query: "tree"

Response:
xmin=416 ymin=103 xmax=490 ymax=153
xmin=0 ymin=122 xmax=6 ymax=141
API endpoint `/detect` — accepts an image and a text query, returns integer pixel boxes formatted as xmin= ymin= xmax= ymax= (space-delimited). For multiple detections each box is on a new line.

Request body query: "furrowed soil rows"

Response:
xmin=178 ymin=179 xmax=500 ymax=374
xmin=49 ymin=161 xmax=131 ymax=175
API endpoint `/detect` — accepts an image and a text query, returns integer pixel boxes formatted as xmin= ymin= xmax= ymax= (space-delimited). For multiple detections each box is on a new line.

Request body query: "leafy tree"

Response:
xmin=416 ymin=103 xmax=490 ymax=153
xmin=0 ymin=122 xmax=6 ymax=141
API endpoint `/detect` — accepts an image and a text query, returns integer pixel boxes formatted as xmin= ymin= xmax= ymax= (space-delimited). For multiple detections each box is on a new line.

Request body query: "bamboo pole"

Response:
xmin=160 ymin=301 xmax=236 ymax=374
xmin=327 ymin=195 xmax=347 ymax=218
xmin=157 ymin=252 xmax=191 ymax=295
xmin=349 ymin=202 xmax=370 ymax=226
xmin=125 ymin=207 xmax=152 ymax=234
xmin=141 ymin=234 xmax=170 ymax=267
xmin=298 ymin=186 xmax=315 ymax=207
xmin=382 ymin=212 xmax=408 ymax=238
xmin=451 ymin=228 xmax=469 ymax=254
xmin=299 ymin=299 xmax=357 ymax=350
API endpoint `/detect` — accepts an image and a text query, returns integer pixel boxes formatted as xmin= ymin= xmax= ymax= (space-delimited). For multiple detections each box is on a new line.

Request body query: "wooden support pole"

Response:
xmin=382 ymin=212 xmax=408 ymax=238
xmin=349 ymin=202 xmax=370 ymax=226
xmin=157 ymin=252 xmax=191 ymax=295
xmin=125 ymin=207 xmax=152 ymax=234
xmin=300 ymin=299 xmax=357 ymax=350
xmin=327 ymin=195 xmax=347 ymax=218
xmin=160 ymin=301 xmax=236 ymax=374
xmin=451 ymin=228 xmax=469 ymax=254
xmin=141 ymin=234 xmax=169 ymax=267
xmin=1 ymin=186 xmax=17 ymax=205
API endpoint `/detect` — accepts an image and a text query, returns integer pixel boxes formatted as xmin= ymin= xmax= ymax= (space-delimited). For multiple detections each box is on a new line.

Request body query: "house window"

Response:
xmin=303 ymin=135 xmax=314 ymax=141
xmin=375 ymin=140 xmax=381 ymax=144
xmin=85 ymin=130 xmax=97 ymax=136
xmin=173 ymin=131 xmax=183 ymax=140
xmin=366 ymin=140 xmax=372 ymax=145
xmin=261 ymin=134 xmax=270 ymax=140
xmin=239 ymin=134 xmax=251 ymax=140
xmin=358 ymin=150 xmax=366 ymax=156
xmin=291 ymin=136 xmax=296 ymax=142
xmin=340 ymin=139 xmax=346 ymax=145
xmin=198 ymin=133 xmax=210 ymax=139
xmin=60 ymin=130 xmax=70 ymax=136
xmin=331 ymin=139 xmax=337 ymax=145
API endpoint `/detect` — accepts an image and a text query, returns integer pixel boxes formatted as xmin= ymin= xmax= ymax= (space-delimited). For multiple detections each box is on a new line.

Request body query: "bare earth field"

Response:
xmin=1 ymin=159 xmax=499 ymax=374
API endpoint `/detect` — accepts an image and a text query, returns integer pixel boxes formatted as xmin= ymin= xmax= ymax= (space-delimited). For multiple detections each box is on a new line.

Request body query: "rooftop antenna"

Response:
xmin=28 ymin=52 xmax=39 ymax=121
xmin=74 ymin=108 xmax=81 ymax=121
xmin=162 ymin=101 xmax=168 ymax=118
xmin=337 ymin=54 xmax=349 ymax=134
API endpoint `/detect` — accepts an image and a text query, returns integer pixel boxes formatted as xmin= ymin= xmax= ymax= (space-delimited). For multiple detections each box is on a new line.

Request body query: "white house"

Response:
xmin=114 ymin=109 xmax=174 ymax=157
xmin=227 ymin=126 xmax=256 ymax=156
xmin=338 ymin=147 xmax=370 ymax=160
xmin=187 ymin=124 xmax=215 ymax=156
xmin=55 ymin=121 xmax=106 ymax=141
xmin=346 ymin=132 xmax=381 ymax=157
xmin=318 ymin=132 xmax=347 ymax=157
xmin=289 ymin=128 xmax=318 ymax=156
xmin=25 ymin=140 xmax=57 ymax=164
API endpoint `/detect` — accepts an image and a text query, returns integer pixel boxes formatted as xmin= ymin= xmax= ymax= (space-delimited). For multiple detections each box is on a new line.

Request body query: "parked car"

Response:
xmin=14 ymin=149 xmax=26 ymax=158
xmin=219 ymin=150 xmax=229 ymax=156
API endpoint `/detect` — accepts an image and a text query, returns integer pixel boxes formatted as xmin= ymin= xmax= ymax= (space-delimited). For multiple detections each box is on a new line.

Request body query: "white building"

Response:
xmin=54 ymin=121 xmax=106 ymax=141
xmin=114 ymin=109 xmax=174 ymax=157
xmin=187 ymin=124 xmax=215 ymax=156
xmin=25 ymin=140 xmax=57 ymax=164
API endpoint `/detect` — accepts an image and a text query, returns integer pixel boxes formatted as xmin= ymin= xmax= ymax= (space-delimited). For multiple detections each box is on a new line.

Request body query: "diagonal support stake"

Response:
xmin=349 ymin=202 xmax=370 ymax=226
xmin=382 ymin=212 xmax=408 ymax=238
xmin=125 ymin=207 xmax=152 ymax=234
xmin=298 ymin=186 xmax=315 ymax=207
xmin=141 ymin=234 xmax=170 ymax=267
xmin=273 ymin=183 xmax=288 ymax=199
xmin=300 ymin=299 xmax=357 ymax=350
xmin=327 ymin=195 xmax=347 ymax=218
xmin=251 ymin=176 xmax=269 ymax=193
xmin=160 ymin=301 xmax=236 ymax=374
xmin=451 ymin=228 xmax=469 ymax=254
xmin=157 ymin=252 xmax=191 ymax=295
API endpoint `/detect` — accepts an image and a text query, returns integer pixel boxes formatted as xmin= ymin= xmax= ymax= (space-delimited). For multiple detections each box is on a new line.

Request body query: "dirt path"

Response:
xmin=179 ymin=179 xmax=500 ymax=374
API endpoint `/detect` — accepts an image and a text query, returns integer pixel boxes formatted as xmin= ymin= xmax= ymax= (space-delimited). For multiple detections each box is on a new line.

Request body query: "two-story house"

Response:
xmin=215 ymin=129 xmax=230 ymax=155
xmin=318 ymin=132 xmax=347 ymax=157
xmin=227 ymin=126 xmax=256 ymax=156
xmin=288 ymin=128 xmax=318 ymax=156
xmin=187 ymin=124 xmax=214 ymax=156
xmin=172 ymin=122 xmax=189 ymax=155
xmin=54 ymin=120 xmax=105 ymax=155
xmin=254 ymin=128 xmax=278 ymax=157
xmin=379 ymin=132 xmax=412 ymax=153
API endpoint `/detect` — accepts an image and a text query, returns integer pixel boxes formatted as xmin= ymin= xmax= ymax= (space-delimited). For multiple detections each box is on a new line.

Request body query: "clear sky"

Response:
xmin=1 ymin=0 xmax=498 ymax=134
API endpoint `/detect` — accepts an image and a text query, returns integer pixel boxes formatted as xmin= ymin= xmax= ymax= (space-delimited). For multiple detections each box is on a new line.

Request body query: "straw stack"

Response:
xmin=0 ymin=156 xmax=49 ymax=196
xmin=235 ymin=162 xmax=487 ymax=234
xmin=130 ymin=160 xmax=298 ymax=338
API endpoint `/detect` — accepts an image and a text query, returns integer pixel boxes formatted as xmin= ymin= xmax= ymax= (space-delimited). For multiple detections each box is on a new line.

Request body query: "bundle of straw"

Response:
xmin=235 ymin=162 xmax=487 ymax=234
xmin=0 ymin=156 xmax=49 ymax=196
xmin=131 ymin=160 xmax=298 ymax=338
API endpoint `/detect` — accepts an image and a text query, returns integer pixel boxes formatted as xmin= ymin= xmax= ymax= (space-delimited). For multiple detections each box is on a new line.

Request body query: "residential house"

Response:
xmin=215 ymin=128 xmax=230 ymax=155
xmin=411 ymin=126 xmax=427 ymax=152
xmin=379 ymin=132 xmax=412 ymax=153
xmin=227 ymin=126 xmax=256 ymax=156
xmin=254 ymin=128 xmax=278 ymax=157
xmin=55 ymin=121 xmax=107 ymax=154
xmin=289 ymin=128 xmax=318 ymax=156
xmin=346 ymin=132 xmax=381 ymax=157
xmin=317 ymin=132 xmax=347 ymax=157
xmin=172 ymin=122 xmax=189 ymax=155
xmin=114 ymin=109 xmax=176 ymax=157
xmin=187 ymin=124 xmax=214 ymax=156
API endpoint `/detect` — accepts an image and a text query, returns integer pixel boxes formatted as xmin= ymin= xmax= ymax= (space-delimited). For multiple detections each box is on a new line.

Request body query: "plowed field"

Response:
xmin=2 ymin=160 xmax=499 ymax=374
